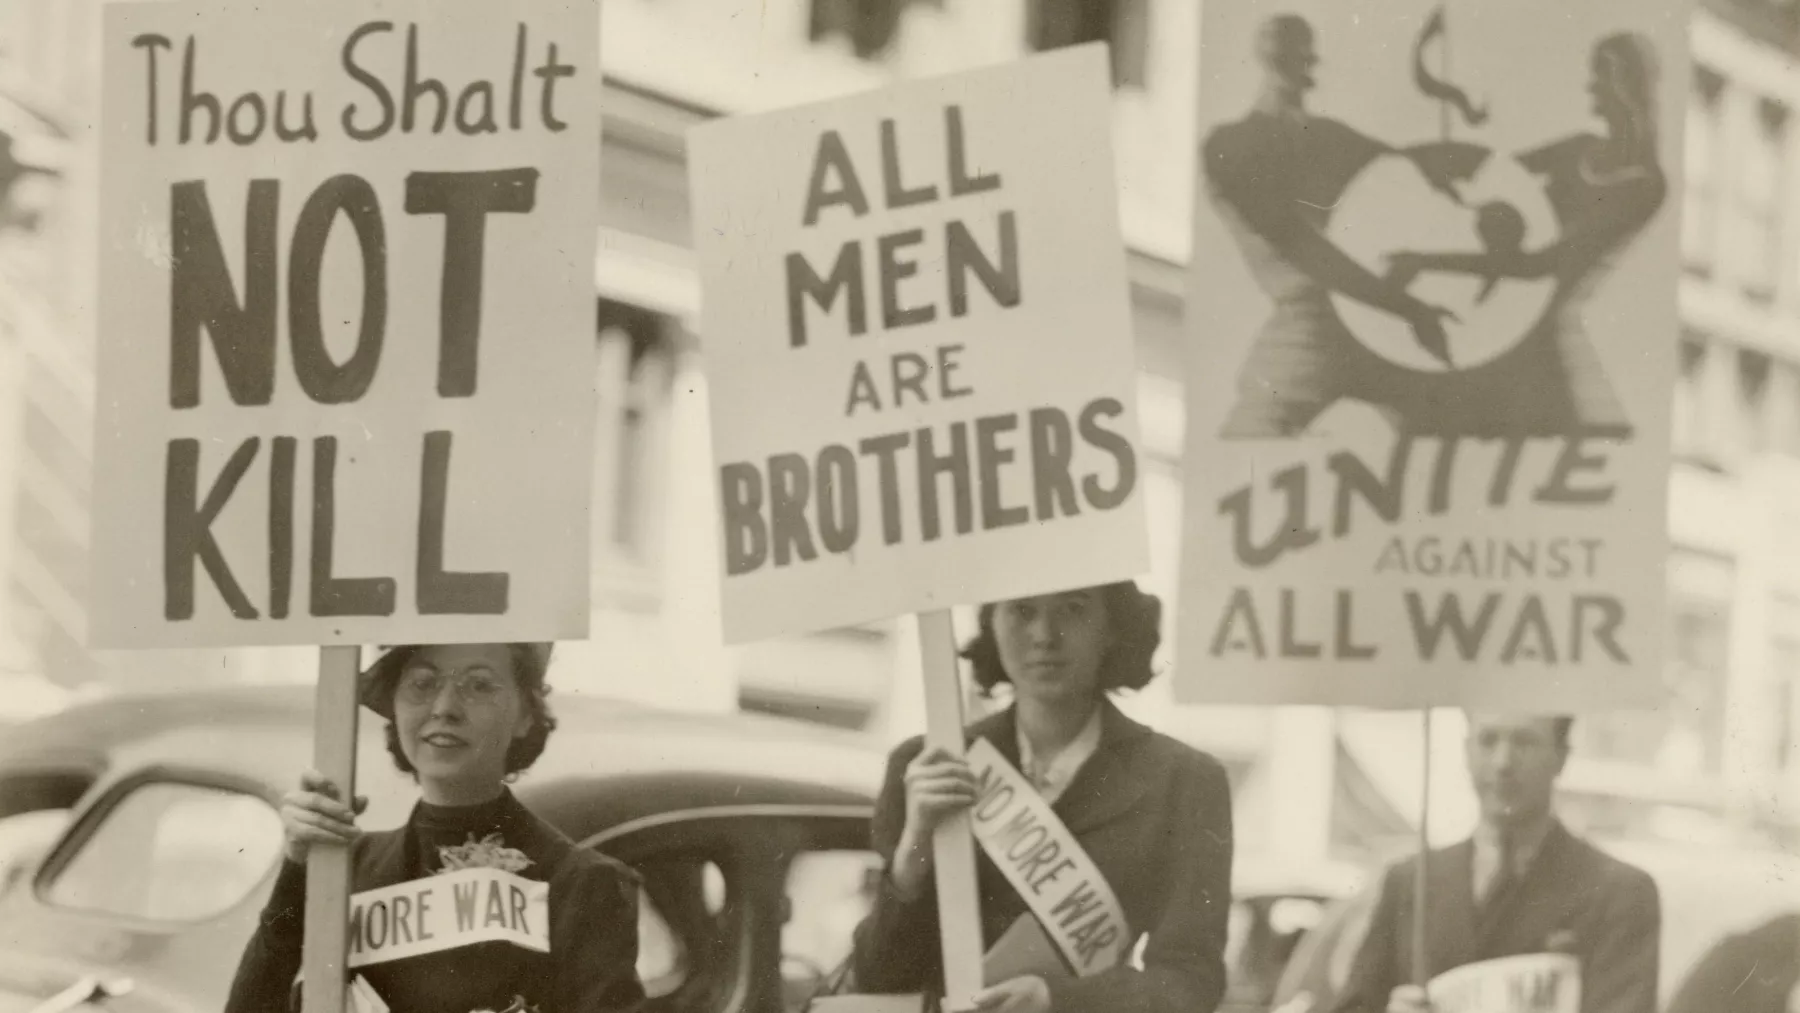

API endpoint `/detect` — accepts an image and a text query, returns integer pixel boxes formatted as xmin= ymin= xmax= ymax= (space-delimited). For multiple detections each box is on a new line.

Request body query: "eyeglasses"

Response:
xmin=396 ymin=668 xmax=512 ymax=707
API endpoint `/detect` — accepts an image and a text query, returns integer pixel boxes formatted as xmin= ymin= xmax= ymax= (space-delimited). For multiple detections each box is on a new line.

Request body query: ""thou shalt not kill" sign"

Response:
xmin=91 ymin=0 xmax=600 ymax=648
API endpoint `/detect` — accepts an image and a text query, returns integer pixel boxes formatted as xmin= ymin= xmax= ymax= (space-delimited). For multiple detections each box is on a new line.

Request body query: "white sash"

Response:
xmin=345 ymin=867 xmax=550 ymax=969
xmin=965 ymin=739 xmax=1131 ymax=977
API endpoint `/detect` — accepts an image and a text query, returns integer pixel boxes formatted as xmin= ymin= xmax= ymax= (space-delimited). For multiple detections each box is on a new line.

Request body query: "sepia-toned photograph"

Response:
xmin=0 ymin=1 xmax=1797 ymax=1013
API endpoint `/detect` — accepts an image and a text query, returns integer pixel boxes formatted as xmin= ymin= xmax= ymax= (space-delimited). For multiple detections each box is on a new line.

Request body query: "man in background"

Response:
xmin=1331 ymin=714 xmax=1661 ymax=1013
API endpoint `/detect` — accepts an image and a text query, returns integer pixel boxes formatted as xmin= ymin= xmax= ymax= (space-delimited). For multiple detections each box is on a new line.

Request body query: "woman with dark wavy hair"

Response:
xmin=225 ymin=643 xmax=646 ymax=1013
xmin=849 ymin=582 xmax=1237 ymax=1013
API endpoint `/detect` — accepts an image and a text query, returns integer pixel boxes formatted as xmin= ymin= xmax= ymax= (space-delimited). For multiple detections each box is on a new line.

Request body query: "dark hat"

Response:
xmin=358 ymin=643 xmax=554 ymax=720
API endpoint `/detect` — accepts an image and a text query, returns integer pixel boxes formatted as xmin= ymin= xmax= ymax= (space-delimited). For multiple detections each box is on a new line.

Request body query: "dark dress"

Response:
xmin=850 ymin=701 xmax=1236 ymax=1013
xmin=225 ymin=790 xmax=646 ymax=1013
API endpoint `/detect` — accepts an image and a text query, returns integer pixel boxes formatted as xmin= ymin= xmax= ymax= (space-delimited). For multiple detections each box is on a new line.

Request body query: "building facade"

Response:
xmin=1 ymin=0 xmax=1797 ymax=856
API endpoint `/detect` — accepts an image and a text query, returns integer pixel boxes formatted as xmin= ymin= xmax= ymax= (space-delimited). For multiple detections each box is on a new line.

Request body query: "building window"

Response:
xmin=594 ymin=300 xmax=674 ymax=578
xmin=1739 ymin=348 xmax=1771 ymax=454
xmin=809 ymin=0 xmax=942 ymax=60
xmin=1771 ymin=632 xmax=1800 ymax=776
xmin=1672 ymin=334 xmax=1705 ymax=460
xmin=1733 ymin=96 xmax=1787 ymax=302
xmin=1026 ymin=0 xmax=1150 ymax=89
xmin=1683 ymin=67 xmax=1723 ymax=276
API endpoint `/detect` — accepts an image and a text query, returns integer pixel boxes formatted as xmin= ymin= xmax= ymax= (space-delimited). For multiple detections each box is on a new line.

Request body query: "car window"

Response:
xmin=637 ymin=885 xmax=688 ymax=999
xmin=782 ymin=849 xmax=881 ymax=1001
xmin=42 ymin=780 xmax=283 ymax=923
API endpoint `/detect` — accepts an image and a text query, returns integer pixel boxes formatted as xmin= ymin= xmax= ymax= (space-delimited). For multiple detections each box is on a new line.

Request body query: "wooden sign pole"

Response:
xmin=918 ymin=609 xmax=983 ymax=1010
xmin=302 ymin=645 xmax=361 ymax=1013
xmin=1412 ymin=708 xmax=1433 ymax=994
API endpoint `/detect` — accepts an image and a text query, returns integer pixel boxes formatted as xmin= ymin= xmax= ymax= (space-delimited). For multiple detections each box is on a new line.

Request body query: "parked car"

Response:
xmin=1268 ymin=837 xmax=1800 ymax=1013
xmin=0 ymin=684 xmax=887 ymax=1013
xmin=0 ymin=684 xmax=1321 ymax=1013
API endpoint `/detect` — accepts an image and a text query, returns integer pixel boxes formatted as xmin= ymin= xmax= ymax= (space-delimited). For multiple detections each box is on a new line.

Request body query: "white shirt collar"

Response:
xmin=1017 ymin=708 xmax=1104 ymax=805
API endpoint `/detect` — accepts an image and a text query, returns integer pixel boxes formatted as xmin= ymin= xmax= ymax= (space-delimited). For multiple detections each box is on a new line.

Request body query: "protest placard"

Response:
xmin=91 ymin=0 xmax=600 ymax=649
xmin=1177 ymin=0 xmax=1685 ymax=709
xmin=687 ymin=45 xmax=1148 ymax=645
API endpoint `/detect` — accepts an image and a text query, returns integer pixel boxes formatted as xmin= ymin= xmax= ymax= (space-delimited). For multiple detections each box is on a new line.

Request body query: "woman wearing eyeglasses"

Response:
xmin=224 ymin=643 xmax=647 ymax=1013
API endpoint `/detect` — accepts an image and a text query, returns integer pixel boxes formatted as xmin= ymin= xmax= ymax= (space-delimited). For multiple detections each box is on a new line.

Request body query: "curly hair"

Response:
xmin=960 ymin=581 xmax=1163 ymax=698
xmin=379 ymin=643 xmax=559 ymax=781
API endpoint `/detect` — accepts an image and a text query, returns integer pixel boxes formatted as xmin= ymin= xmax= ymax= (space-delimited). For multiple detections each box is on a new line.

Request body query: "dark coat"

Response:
xmin=850 ymin=701 xmax=1236 ymax=1013
xmin=1330 ymin=822 xmax=1660 ymax=1013
xmin=225 ymin=791 xmax=645 ymax=1013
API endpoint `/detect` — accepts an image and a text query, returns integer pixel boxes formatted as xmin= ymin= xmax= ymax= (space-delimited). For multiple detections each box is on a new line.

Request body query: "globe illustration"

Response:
xmin=1327 ymin=149 xmax=1559 ymax=373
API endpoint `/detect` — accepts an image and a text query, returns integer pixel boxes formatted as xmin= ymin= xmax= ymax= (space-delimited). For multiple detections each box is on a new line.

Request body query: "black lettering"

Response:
xmin=164 ymin=437 xmax=259 ymax=621
xmin=844 ymin=360 xmax=882 ymax=415
xmin=817 ymin=445 xmax=859 ymax=554
xmin=878 ymin=229 xmax=935 ymax=329
xmin=509 ymin=885 xmax=529 ymax=932
xmin=786 ymin=244 xmax=865 ymax=348
xmin=1030 ymin=407 xmax=1079 ymax=519
xmin=1336 ymin=590 xmax=1376 ymax=660
xmin=1405 ymin=591 xmax=1501 ymax=661
xmin=917 ymin=423 xmax=972 ymax=541
xmin=133 ymin=34 xmax=172 ymax=145
xmin=453 ymin=882 xmax=478 ymax=931
xmin=274 ymin=92 xmax=318 ymax=143
xmin=1534 ymin=438 xmax=1616 ymax=505
xmin=1078 ymin=398 xmax=1136 ymax=509
xmin=937 ymin=344 xmax=973 ymax=399
xmin=1329 ymin=438 xmax=1411 ymax=536
xmin=721 ymin=462 xmax=768 ymax=574
xmin=509 ymin=25 xmax=527 ymax=130
xmin=269 ymin=437 xmax=296 ymax=620
xmin=418 ymin=431 xmax=508 ymax=614
xmin=402 ymin=24 xmax=448 ymax=133
xmin=169 ymin=179 xmax=278 ymax=408
xmin=801 ymin=130 xmax=870 ymax=225
xmin=405 ymin=168 xmax=539 ymax=397
xmin=415 ymin=889 xmax=433 ymax=941
xmin=1428 ymin=437 xmax=1457 ymax=515
xmin=367 ymin=900 xmax=389 ymax=950
xmin=1500 ymin=595 xmax=1557 ymax=664
xmin=890 ymin=352 xmax=929 ymax=407
xmin=311 ymin=436 xmax=397 ymax=617
xmin=1572 ymin=595 xmax=1629 ymax=663
xmin=946 ymin=105 xmax=1001 ymax=196
xmin=947 ymin=212 xmax=1020 ymax=316
xmin=180 ymin=37 xmax=220 ymax=144
xmin=455 ymin=82 xmax=499 ymax=134
xmin=1220 ymin=466 xmax=1319 ymax=568
xmin=976 ymin=414 xmax=1028 ymax=529
xmin=1209 ymin=588 xmax=1266 ymax=658
xmin=879 ymin=118 xmax=937 ymax=208
xmin=288 ymin=174 xmax=387 ymax=404
xmin=859 ymin=433 xmax=910 ymax=545
xmin=769 ymin=453 xmax=818 ymax=566
xmin=1279 ymin=589 xmax=1321 ymax=658
xmin=1487 ymin=438 xmax=1527 ymax=506
xmin=532 ymin=41 xmax=574 ymax=131
xmin=392 ymin=895 xmax=414 ymax=944
xmin=226 ymin=92 xmax=265 ymax=145
xmin=341 ymin=22 xmax=397 ymax=141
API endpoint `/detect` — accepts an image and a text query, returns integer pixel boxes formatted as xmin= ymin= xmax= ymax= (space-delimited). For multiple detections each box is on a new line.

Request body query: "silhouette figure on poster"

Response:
xmin=1201 ymin=14 xmax=1666 ymax=441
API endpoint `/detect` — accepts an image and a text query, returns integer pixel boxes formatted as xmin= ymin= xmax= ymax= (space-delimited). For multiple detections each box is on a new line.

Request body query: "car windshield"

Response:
xmin=43 ymin=781 xmax=283 ymax=923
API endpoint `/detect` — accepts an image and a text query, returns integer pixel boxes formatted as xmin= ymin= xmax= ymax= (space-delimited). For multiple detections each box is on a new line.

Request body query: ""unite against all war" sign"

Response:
xmin=1176 ymin=0 xmax=1684 ymax=709
xmin=90 ymin=0 xmax=600 ymax=648
xmin=688 ymin=46 xmax=1149 ymax=642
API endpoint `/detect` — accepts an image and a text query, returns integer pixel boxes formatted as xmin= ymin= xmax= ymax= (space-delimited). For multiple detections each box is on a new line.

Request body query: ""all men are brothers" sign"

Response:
xmin=688 ymin=46 xmax=1149 ymax=642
